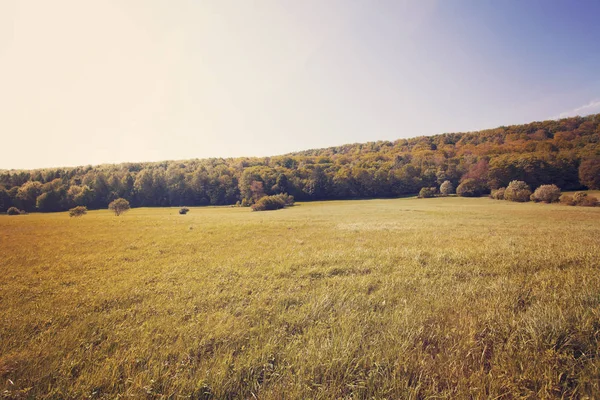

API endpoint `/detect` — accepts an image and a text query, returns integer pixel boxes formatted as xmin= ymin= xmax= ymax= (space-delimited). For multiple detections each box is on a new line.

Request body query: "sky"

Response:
xmin=1 ymin=0 xmax=600 ymax=170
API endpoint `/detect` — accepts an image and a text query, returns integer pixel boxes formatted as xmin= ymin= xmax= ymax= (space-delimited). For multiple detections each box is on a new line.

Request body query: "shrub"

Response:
xmin=69 ymin=206 xmax=87 ymax=217
xmin=251 ymin=193 xmax=294 ymax=211
xmin=439 ymin=180 xmax=454 ymax=196
xmin=504 ymin=180 xmax=531 ymax=202
xmin=580 ymin=195 xmax=599 ymax=207
xmin=573 ymin=192 xmax=588 ymax=204
xmin=559 ymin=194 xmax=574 ymax=206
xmin=108 ymin=198 xmax=130 ymax=216
xmin=272 ymin=193 xmax=295 ymax=206
xmin=179 ymin=207 xmax=190 ymax=215
xmin=572 ymin=192 xmax=599 ymax=207
xmin=418 ymin=187 xmax=437 ymax=198
xmin=490 ymin=187 xmax=505 ymax=200
xmin=456 ymin=179 xmax=483 ymax=197
xmin=7 ymin=207 xmax=21 ymax=215
xmin=530 ymin=184 xmax=561 ymax=203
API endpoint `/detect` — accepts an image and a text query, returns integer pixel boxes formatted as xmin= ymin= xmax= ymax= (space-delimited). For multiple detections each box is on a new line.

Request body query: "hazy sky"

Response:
xmin=1 ymin=0 xmax=600 ymax=169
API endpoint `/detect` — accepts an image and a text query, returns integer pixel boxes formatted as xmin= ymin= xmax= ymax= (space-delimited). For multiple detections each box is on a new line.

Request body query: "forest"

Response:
xmin=1 ymin=114 xmax=599 ymax=213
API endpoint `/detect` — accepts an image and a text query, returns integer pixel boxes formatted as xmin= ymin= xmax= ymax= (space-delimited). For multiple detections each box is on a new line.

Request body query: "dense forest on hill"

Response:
xmin=1 ymin=114 xmax=599 ymax=213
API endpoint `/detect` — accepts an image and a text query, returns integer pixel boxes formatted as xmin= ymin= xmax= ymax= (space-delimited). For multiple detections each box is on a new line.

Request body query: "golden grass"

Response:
xmin=1 ymin=197 xmax=600 ymax=399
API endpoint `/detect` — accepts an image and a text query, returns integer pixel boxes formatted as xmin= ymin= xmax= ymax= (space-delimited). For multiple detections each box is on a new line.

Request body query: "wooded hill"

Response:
xmin=1 ymin=114 xmax=599 ymax=213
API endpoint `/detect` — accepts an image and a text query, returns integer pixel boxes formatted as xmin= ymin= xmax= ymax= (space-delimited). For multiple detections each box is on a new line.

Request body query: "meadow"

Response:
xmin=1 ymin=197 xmax=600 ymax=399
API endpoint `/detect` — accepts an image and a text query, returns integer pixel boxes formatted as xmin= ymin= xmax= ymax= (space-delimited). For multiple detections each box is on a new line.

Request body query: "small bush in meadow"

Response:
xmin=559 ymin=192 xmax=598 ymax=207
xmin=439 ymin=180 xmax=454 ymax=196
xmin=580 ymin=196 xmax=599 ymax=207
xmin=108 ymin=198 xmax=130 ymax=216
xmin=179 ymin=207 xmax=190 ymax=215
xmin=418 ymin=187 xmax=437 ymax=198
xmin=490 ymin=187 xmax=505 ymax=200
xmin=7 ymin=207 xmax=21 ymax=215
xmin=251 ymin=193 xmax=294 ymax=211
xmin=272 ymin=193 xmax=295 ymax=206
xmin=69 ymin=206 xmax=87 ymax=217
xmin=530 ymin=184 xmax=561 ymax=203
xmin=504 ymin=180 xmax=531 ymax=202
xmin=573 ymin=192 xmax=599 ymax=207
xmin=559 ymin=194 xmax=574 ymax=206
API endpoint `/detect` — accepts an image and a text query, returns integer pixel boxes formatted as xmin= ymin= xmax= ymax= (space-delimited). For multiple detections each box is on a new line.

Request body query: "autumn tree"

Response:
xmin=579 ymin=158 xmax=600 ymax=189
xmin=108 ymin=198 xmax=130 ymax=216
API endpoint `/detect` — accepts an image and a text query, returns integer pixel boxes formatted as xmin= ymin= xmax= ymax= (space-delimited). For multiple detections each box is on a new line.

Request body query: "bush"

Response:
xmin=573 ymin=192 xmax=599 ymax=207
xmin=69 ymin=206 xmax=87 ymax=217
xmin=418 ymin=187 xmax=437 ymax=198
xmin=559 ymin=194 xmax=574 ymax=206
xmin=504 ymin=180 xmax=531 ymax=202
xmin=439 ymin=180 xmax=454 ymax=196
xmin=272 ymin=193 xmax=295 ymax=206
xmin=530 ymin=184 xmax=561 ymax=203
xmin=251 ymin=193 xmax=294 ymax=211
xmin=579 ymin=196 xmax=599 ymax=207
xmin=573 ymin=191 xmax=587 ymax=204
xmin=179 ymin=207 xmax=190 ymax=215
xmin=560 ymin=192 xmax=599 ymax=207
xmin=7 ymin=207 xmax=21 ymax=215
xmin=490 ymin=187 xmax=505 ymax=200
xmin=456 ymin=179 xmax=484 ymax=197
xmin=108 ymin=198 xmax=130 ymax=216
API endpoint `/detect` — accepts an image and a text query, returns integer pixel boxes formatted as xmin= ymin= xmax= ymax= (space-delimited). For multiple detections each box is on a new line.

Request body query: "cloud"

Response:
xmin=554 ymin=99 xmax=600 ymax=119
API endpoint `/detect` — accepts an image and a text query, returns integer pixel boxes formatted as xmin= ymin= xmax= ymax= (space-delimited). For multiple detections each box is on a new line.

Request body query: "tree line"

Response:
xmin=1 ymin=114 xmax=599 ymax=213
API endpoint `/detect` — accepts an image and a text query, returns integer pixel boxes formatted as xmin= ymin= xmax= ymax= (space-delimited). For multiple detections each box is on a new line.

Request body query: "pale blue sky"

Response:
xmin=1 ymin=0 xmax=599 ymax=169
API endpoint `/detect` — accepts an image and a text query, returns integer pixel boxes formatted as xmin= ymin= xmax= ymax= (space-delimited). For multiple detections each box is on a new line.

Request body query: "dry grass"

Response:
xmin=1 ymin=197 xmax=600 ymax=399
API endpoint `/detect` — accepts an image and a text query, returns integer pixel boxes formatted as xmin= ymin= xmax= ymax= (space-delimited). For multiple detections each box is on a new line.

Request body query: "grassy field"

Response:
xmin=1 ymin=197 xmax=600 ymax=399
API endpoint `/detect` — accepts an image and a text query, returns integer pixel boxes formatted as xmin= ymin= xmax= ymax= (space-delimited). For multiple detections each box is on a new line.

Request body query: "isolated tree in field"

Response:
xmin=439 ymin=180 xmax=454 ymax=196
xmin=69 ymin=206 xmax=87 ymax=217
xmin=530 ymin=184 xmax=561 ymax=203
xmin=578 ymin=158 xmax=600 ymax=189
xmin=108 ymin=198 xmax=130 ymax=216
xmin=504 ymin=180 xmax=531 ymax=202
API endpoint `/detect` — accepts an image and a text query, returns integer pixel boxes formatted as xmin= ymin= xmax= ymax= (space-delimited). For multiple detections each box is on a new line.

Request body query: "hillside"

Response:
xmin=1 ymin=114 xmax=599 ymax=213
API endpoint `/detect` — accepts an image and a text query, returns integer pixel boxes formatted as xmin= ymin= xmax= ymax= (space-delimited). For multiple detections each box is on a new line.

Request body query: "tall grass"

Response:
xmin=1 ymin=197 xmax=599 ymax=398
